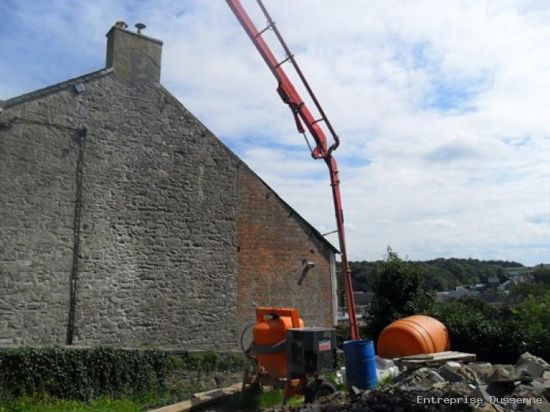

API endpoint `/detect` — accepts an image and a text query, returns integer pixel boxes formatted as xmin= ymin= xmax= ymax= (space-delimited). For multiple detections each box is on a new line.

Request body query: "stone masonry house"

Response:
xmin=0 ymin=24 xmax=338 ymax=349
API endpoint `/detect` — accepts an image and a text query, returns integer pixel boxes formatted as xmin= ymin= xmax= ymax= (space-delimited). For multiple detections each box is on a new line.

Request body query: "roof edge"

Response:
xmin=1 ymin=68 xmax=113 ymax=110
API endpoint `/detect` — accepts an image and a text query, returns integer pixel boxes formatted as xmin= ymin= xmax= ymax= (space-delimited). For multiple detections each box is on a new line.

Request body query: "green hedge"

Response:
xmin=429 ymin=296 xmax=550 ymax=363
xmin=0 ymin=347 xmax=172 ymax=401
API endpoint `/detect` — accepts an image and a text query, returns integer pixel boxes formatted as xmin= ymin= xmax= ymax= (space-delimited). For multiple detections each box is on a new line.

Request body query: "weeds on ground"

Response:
xmin=215 ymin=388 xmax=304 ymax=411
xmin=324 ymin=371 xmax=345 ymax=391
xmin=377 ymin=373 xmax=396 ymax=388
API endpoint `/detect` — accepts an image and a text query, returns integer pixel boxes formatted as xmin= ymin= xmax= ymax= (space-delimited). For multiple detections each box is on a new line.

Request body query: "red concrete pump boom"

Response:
xmin=226 ymin=0 xmax=359 ymax=340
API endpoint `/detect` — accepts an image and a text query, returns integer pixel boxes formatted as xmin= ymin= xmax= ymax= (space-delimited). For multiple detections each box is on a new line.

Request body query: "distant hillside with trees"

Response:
xmin=345 ymin=250 xmax=550 ymax=363
xmin=347 ymin=257 xmax=524 ymax=292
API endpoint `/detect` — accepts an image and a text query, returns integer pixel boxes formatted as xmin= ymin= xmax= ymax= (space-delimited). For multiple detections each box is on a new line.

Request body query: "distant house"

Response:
xmin=487 ymin=276 xmax=501 ymax=286
xmin=498 ymin=273 xmax=533 ymax=291
xmin=435 ymin=291 xmax=451 ymax=303
xmin=497 ymin=280 xmax=513 ymax=291
xmin=450 ymin=286 xmax=480 ymax=299
xmin=436 ymin=286 xmax=479 ymax=302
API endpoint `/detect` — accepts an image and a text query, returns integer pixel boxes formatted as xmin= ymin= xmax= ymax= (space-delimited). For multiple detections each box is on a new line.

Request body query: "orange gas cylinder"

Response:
xmin=377 ymin=315 xmax=450 ymax=359
xmin=253 ymin=307 xmax=304 ymax=379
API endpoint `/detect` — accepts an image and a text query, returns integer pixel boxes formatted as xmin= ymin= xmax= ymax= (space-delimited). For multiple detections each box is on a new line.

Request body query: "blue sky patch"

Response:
xmin=340 ymin=155 xmax=372 ymax=168
xmin=527 ymin=213 xmax=550 ymax=225
xmin=421 ymin=73 xmax=493 ymax=113
xmin=411 ymin=42 xmax=432 ymax=69
xmin=425 ymin=140 xmax=479 ymax=162
xmin=501 ymin=135 xmax=532 ymax=147
xmin=391 ymin=39 xmax=493 ymax=114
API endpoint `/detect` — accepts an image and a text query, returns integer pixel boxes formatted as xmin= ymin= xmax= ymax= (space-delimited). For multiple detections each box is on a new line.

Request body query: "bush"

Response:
xmin=0 ymin=346 xmax=173 ymax=401
xmin=429 ymin=294 xmax=550 ymax=363
xmin=429 ymin=300 xmax=510 ymax=362
xmin=533 ymin=265 xmax=550 ymax=285
xmin=508 ymin=291 xmax=550 ymax=359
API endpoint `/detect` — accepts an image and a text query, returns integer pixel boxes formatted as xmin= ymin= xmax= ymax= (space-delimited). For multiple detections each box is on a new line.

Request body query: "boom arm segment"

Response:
xmin=226 ymin=0 xmax=359 ymax=340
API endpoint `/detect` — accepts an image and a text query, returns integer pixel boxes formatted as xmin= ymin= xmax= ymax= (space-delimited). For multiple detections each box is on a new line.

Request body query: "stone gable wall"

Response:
xmin=0 ymin=75 xmax=239 ymax=349
xmin=0 ymin=74 xmax=334 ymax=349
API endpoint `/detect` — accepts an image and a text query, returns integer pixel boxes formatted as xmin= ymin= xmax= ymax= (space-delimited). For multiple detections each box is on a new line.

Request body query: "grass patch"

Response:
xmin=0 ymin=395 xmax=142 ymax=412
xmin=257 ymin=389 xmax=284 ymax=409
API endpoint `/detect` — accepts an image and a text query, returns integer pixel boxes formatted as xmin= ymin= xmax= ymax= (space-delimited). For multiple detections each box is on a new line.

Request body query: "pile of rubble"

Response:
xmin=300 ymin=352 xmax=550 ymax=412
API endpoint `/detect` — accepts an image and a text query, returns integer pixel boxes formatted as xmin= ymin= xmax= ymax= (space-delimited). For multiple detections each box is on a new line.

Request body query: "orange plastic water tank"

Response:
xmin=377 ymin=315 xmax=450 ymax=359
xmin=253 ymin=307 xmax=304 ymax=379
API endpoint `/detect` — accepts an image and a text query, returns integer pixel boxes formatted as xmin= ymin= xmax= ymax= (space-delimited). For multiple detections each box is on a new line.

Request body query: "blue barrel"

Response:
xmin=344 ymin=339 xmax=378 ymax=389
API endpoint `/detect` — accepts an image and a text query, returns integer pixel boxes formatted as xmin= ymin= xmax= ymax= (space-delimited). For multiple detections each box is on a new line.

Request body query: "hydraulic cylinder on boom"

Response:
xmin=226 ymin=0 xmax=359 ymax=340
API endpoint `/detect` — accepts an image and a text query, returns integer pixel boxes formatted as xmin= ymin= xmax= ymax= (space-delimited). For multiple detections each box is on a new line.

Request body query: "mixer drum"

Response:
xmin=253 ymin=307 xmax=304 ymax=378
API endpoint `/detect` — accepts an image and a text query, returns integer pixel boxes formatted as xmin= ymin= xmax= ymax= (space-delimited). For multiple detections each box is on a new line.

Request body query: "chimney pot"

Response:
xmin=135 ymin=23 xmax=146 ymax=34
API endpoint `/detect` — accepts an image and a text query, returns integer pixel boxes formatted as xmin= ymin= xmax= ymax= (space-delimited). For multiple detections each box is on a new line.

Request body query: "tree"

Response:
xmin=533 ymin=265 xmax=550 ymax=286
xmin=509 ymin=289 xmax=550 ymax=358
xmin=364 ymin=248 xmax=433 ymax=339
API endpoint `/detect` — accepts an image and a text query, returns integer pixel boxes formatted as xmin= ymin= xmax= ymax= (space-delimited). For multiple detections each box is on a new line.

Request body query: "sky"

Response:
xmin=1 ymin=0 xmax=549 ymax=265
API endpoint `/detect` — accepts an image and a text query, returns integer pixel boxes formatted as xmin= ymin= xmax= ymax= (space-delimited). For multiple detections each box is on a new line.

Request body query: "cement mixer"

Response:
xmin=241 ymin=307 xmax=337 ymax=403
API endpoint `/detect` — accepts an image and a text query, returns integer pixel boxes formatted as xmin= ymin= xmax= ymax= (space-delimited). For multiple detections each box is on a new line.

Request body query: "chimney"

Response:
xmin=106 ymin=21 xmax=163 ymax=83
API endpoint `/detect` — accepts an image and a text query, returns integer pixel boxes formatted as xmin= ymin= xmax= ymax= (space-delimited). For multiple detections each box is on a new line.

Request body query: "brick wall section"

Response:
xmin=236 ymin=164 xmax=335 ymax=332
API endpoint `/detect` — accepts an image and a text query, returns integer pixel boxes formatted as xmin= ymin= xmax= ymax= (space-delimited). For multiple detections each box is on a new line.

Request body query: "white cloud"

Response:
xmin=1 ymin=0 xmax=549 ymax=264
